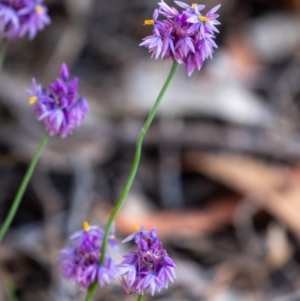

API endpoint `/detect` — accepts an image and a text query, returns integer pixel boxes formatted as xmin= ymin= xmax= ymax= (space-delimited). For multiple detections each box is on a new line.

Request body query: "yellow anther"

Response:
xmin=29 ymin=96 xmax=38 ymax=105
xmin=110 ymin=234 xmax=115 ymax=239
xmin=191 ymin=3 xmax=197 ymax=8
xmin=83 ymin=221 xmax=90 ymax=232
xmin=35 ymin=5 xmax=44 ymax=14
xmin=144 ymin=19 xmax=154 ymax=25
xmin=200 ymin=16 xmax=209 ymax=22
xmin=134 ymin=224 xmax=140 ymax=231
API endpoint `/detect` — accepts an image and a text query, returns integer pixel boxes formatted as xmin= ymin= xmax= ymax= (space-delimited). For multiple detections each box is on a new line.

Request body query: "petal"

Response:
xmin=186 ymin=15 xmax=199 ymax=23
xmin=174 ymin=1 xmax=190 ymax=9
xmin=209 ymin=4 xmax=221 ymax=14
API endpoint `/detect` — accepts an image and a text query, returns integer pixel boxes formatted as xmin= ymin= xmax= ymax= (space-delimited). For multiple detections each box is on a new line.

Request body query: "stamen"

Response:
xmin=134 ymin=224 xmax=140 ymax=231
xmin=144 ymin=19 xmax=154 ymax=25
xmin=29 ymin=96 xmax=38 ymax=105
xmin=200 ymin=16 xmax=209 ymax=22
xmin=110 ymin=234 xmax=115 ymax=239
xmin=83 ymin=221 xmax=90 ymax=232
xmin=35 ymin=5 xmax=44 ymax=15
xmin=191 ymin=3 xmax=197 ymax=8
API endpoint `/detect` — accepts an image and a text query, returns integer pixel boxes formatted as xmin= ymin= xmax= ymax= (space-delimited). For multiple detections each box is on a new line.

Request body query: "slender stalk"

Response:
xmin=101 ymin=62 xmax=177 ymax=264
xmin=0 ymin=132 xmax=49 ymax=242
xmin=137 ymin=295 xmax=143 ymax=301
xmin=100 ymin=62 xmax=178 ymax=264
xmin=4 ymin=278 xmax=18 ymax=301
xmin=84 ymin=281 xmax=98 ymax=301
xmin=83 ymin=62 xmax=177 ymax=301
xmin=0 ymin=40 xmax=7 ymax=72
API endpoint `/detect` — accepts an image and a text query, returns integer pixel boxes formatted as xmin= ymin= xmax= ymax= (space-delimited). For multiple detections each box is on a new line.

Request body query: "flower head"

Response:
xmin=0 ymin=0 xmax=50 ymax=40
xmin=60 ymin=222 xmax=118 ymax=290
xmin=27 ymin=63 xmax=89 ymax=138
xmin=119 ymin=225 xmax=176 ymax=296
xmin=140 ymin=1 xmax=221 ymax=75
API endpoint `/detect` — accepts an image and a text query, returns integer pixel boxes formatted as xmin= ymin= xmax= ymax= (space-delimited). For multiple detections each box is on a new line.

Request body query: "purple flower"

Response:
xmin=0 ymin=4 xmax=19 ymax=37
xmin=119 ymin=225 xmax=176 ymax=296
xmin=0 ymin=0 xmax=50 ymax=40
xmin=70 ymin=222 xmax=104 ymax=251
xmin=174 ymin=1 xmax=205 ymax=13
xmin=98 ymin=258 xmax=118 ymax=287
xmin=27 ymin=63 xmax=89 ymax=138
xmin=60 ymin=62 xmax=69 ymax=81
xmin=140 ymin=27 xmax=163 ymax=59
xmin=175 ymin=36 xmax=195 ymax=57
xmin=60 ymin=222 xmax=118 ymax=290
xmin=186 ymin=3 xmax=221 ymax=35
xmin=140 ymin=1 xmax=221 ymax=76
xmin=158 ymin=0 xmax=178 ymax=18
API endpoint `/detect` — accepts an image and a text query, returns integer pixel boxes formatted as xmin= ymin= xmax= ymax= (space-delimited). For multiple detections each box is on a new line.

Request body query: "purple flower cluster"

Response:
xmin=0 ymin=0 xmax=50 ymax=40
xmin=60 ymin=222 xmax=118 ymax=290
xmin=119 ymin=226 xmax=176 ymax=296
xmin=140 ymin=1 xmax=221 ymax=76
xmin=27 ymin=63 xmax=89 ymax=138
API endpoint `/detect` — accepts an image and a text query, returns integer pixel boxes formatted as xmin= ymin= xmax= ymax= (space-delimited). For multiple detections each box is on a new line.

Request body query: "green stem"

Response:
xmin=0 ymin=132 xmax=49 ymax=242
xmin=84 ymin=281 xmax=98 ymax=301
xmin=100 ymin=62 xmax=178 ymax=264
xmin=0 ymin=40 xmax=7 ymax=72
xmin=83 ymin=62 xmax=177 ymax=301
xmin=4 ymin=278 xmax=18 ymax=301
xmin=137 ymin=295 xmax=143 ymax=301
xmin=101 ymin=61 xmax=177 ymax=264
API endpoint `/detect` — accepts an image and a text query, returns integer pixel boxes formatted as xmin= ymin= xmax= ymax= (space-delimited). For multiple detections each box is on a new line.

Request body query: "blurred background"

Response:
xmin=1 ymin=0 xmax=300 ymax=300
